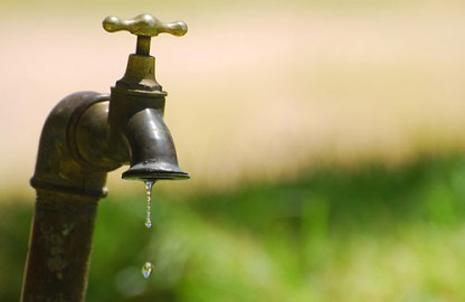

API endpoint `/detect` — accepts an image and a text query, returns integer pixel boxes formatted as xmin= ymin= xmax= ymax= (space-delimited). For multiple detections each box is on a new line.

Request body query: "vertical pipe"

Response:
xmin=21 ymin=190 xmax=100 ymax=302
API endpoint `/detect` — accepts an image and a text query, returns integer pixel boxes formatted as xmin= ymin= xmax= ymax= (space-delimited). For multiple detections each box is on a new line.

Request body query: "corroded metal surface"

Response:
xmin=21 ymin=191 xmax=98 ymax=302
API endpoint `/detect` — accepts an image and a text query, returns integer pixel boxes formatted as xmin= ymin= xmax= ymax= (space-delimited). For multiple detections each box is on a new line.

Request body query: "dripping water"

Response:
xmin=142 ymin=180 xmax=155 ymax=278
xmin=142 ymin=261 xmax=153 ymax=279
xmin=144 ymin=180 xmax=154 ymax=229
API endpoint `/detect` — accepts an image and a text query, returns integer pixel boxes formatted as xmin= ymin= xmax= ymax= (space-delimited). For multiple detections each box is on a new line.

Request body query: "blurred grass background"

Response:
xmin=2 ymin=0 xmax=465 ymax=301
xmin=4 ymin=156 xmax=465 ymax=301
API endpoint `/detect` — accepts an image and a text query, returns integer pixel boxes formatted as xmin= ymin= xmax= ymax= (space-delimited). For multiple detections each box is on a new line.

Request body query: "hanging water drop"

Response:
xmin=144 ymin=180 xmax=154 ymax=229
xmin=142 ymin=261 xmax=153 ymax=279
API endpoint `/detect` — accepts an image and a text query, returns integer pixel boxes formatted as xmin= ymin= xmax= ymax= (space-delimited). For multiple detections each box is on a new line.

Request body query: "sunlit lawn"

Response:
xmin=2 ymin=155 xmax=465 ymax=301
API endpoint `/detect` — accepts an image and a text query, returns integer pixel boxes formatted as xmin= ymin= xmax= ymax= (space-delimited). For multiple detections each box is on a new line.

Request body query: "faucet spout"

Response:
xmin=122 ymin=107 xmax=189 ymax=180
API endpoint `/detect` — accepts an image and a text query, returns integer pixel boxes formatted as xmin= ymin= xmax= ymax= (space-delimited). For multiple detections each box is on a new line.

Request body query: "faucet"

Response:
xmin=21 ymin=14 xmax=189 ymax=302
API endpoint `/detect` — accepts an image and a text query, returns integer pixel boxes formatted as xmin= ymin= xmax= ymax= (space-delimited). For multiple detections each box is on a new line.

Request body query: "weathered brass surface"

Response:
xmin=21 ymin=13 xmax=189 ymax=301
xmin=103 ymin=13 xmax=187 ymax=37
xmin=103 ymin=13 xmax=188 ymax=56
xmin=21 ymin=190 xmax=98 ymax=302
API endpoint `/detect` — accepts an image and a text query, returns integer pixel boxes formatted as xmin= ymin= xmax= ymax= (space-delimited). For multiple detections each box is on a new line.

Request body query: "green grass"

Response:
xmin=3 ymin=155 xmax=465 ymax=301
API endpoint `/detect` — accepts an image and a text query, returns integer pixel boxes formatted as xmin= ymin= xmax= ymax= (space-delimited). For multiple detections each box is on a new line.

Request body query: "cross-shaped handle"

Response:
xmin=103 ymin=13 xmax=188 ymax=55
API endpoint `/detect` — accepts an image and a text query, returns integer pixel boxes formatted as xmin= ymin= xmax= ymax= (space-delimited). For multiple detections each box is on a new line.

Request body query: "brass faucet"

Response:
xmin=21 ymin=14 xmax=189 ymax=302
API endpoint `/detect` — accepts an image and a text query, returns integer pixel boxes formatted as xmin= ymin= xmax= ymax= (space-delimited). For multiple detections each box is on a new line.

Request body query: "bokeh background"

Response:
xmin=2 ymin=0 xmax=465 ymax=301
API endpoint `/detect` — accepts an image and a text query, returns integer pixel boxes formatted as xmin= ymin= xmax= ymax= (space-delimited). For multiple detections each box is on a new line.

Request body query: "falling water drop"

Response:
xmin=144 ymin=180 xmax=154 ymax=229
xmin=141 ymin=261 xmax=153 ymax=279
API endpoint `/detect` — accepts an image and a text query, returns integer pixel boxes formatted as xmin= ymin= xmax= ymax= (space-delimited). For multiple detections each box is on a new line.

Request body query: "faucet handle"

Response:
xmin=103 ymin=13 xmax=188 ymax=55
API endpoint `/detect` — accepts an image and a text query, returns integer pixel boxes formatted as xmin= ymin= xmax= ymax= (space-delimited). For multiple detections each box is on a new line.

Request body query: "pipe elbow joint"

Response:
xmin=31 ymin=91 xmax=115 ymax=197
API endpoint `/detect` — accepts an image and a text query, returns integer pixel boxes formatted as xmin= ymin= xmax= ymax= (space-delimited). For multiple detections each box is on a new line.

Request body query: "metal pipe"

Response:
xmin=21 ymin=191 xmax=99 ymax=302
xmin=22 ymin=92 xmax=112 ymax=302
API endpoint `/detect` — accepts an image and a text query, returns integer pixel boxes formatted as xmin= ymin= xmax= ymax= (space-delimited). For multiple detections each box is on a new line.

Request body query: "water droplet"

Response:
xmin=144 ymin=180 xmax=155 ymax=229
xmin=142 ymin=262 xmax=153 ymax=279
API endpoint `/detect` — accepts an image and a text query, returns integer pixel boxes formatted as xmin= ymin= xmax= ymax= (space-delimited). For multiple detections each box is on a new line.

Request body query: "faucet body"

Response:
xmin=21 ymin=14 xmax=189 ymax=301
